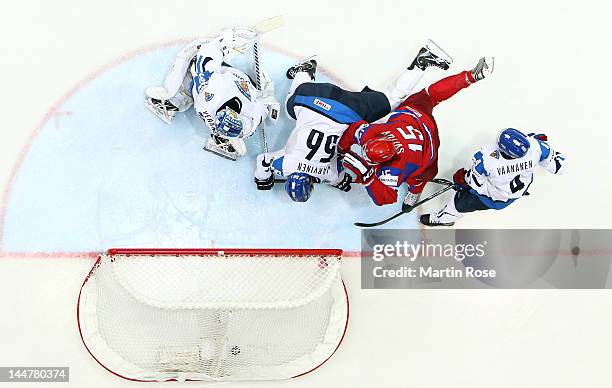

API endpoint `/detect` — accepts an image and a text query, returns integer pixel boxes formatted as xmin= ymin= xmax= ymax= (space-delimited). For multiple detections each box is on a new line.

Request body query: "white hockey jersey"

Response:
xmin=189 ymin=42 xmax=267 ymax=137
xmin=272 ymin=74 xmax=392 ymax=184
xmin=280 ymin=121 xmax=345 ymax=183
xmin=465 ymin=136 xmax=566 ymax=207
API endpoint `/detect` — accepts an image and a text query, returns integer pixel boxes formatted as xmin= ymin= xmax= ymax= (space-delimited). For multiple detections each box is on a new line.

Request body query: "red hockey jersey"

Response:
xmin=339 ymin=106 xmax=439 ymax=206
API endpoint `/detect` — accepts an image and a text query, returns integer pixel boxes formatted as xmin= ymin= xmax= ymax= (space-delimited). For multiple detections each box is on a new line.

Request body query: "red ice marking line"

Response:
xmin=0 ymin=38 xmax=350 ymax=253
xmin=0 ymin=250 xmax=362 ymax=260
xmin=53 ymin=110 xmax=73 ymax=129
xmin=0 ymin=251 xmax=99 ymax=259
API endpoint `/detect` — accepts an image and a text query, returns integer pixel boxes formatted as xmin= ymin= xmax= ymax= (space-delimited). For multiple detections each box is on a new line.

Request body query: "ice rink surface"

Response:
xmin=1 ymin=0 xmax=612 ymax=387
xmin=0 ymin=44 xmax=418 ymax=253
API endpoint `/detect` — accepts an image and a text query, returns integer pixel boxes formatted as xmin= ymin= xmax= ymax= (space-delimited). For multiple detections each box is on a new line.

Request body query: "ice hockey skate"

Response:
xmin=408 ymin=39 xmax=453 ymax=71
xmin=470 ymin=56 xmax=495 ymax=82
xmin=286 ymin=56 xmax=318 ymax=80
xmin=420 ymin=213 xmax=455 ymax=227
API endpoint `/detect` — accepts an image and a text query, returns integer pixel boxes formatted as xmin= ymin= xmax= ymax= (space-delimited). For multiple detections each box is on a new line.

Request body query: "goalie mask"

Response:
xmin=215 ymin=106 xmax=254 ymax=139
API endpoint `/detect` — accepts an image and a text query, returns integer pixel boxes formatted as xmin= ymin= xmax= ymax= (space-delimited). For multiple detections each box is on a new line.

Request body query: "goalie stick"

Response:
xmin=251 ymin=15 xmax=284 ymax=153
xmin=354 ymin=179 xmax=458 ymax=228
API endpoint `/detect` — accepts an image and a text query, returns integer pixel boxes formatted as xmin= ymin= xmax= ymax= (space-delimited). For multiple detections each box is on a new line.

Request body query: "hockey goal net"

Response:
xmin=77 ymin=248 xmax=348 ymax=382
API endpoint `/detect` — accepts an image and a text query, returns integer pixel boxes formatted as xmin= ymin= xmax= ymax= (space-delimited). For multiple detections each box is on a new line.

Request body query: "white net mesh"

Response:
xmin=78 ymin=249 xmax=347 ymax=382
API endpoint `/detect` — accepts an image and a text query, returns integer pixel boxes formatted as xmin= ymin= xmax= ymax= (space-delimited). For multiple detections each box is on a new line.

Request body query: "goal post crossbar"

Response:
xmin=106 ymin=248 xmax=343 ymax=257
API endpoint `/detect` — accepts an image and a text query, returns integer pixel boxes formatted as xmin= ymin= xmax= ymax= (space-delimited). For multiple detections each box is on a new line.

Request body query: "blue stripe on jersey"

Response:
xmin=272 ymin=157 xmax=284 ymax=176
xmin=537 ymin=140 xmax=551 ymax=162
xmin=387 ymin=110 xmax=419 ymax=124
xmin=365 ymin=185 xmax=384 ymax=206
xmin=404 ymin=162 xmax=420 ymax=179
xmin=292 ymin=95 xmax=362 ymax=124
xmin=195 ymin=55 xmax=203 ymax=73
xmin=354 ymin=123 xmax=370 ymax=143
xmin=474 ymin=151 xmax=489 ymax=176
xmin=469 ymin=189 xmax=516 ymax=210
xmin=193 ymin=75 xmax=202 ymax=92
xmin=422 ymin=122 xmax=435 ymax=162
xmin=391 ymin=109 xmax=419 ymax=118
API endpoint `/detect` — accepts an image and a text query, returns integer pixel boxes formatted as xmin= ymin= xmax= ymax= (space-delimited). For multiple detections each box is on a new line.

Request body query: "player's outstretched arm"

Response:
xmin=193 ymin=29 xmax=234 ymax=79
xmin=464 ymin=149 xmax=490 ymax=188
xmin=530 ymin=134 xmax=567 ymax=175
xmin=338 ymin=122 xmax=367 ymax=154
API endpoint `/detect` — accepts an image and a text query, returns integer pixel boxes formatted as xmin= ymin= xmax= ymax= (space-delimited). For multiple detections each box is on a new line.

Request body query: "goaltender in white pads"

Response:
xmin=145 ymin=18 xmax=282 ymax=160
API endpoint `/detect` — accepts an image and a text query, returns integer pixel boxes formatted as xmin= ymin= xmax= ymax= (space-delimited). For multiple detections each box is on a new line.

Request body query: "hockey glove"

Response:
xmin=528 ymin=132 xmax=548 ymax=141
xmin=453 ymin=168 xmax=467 ymax=186
xmin=343 ymin=151 xmax=376 ymax=185
xmin=331 ymin=173 xmax=352 ymax=192
xmin=254 ymin=175 xmax=274 ymax=190
xmin=553 ymin=151 xmax=566 ymax=174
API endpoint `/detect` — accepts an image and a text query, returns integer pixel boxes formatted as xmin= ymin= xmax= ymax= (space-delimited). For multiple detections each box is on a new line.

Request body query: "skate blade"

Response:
xmin=425 ymin=39 xmax=454 ymax=65
xmin=483 ymin=56 xmax=495 ymax=77
xmin=144 ymin=100 xmax=172 ymax=124
xmin=203 ymin=143 xmax=238 ymax=161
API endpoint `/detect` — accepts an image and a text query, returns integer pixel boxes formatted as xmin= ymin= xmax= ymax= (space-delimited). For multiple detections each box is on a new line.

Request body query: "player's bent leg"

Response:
xmin=386 ymin=40 xmax=453 ymax=109
xmin=285 ymin=71 xmax=315 ymax=109
xmin=425 ymin=71 xmax=474 ymax=105
xmin=425 ymin=57 xmax=494 ymax=105
xmin=164 ymin=40 xmax=202 ymax=96
xmin=385 ymin=69 xmax=427 ymax=110
xmin=145 ymin=66 xmax=195 ymax=124
xmin=420 ymin=189 xmax=490 ymax=227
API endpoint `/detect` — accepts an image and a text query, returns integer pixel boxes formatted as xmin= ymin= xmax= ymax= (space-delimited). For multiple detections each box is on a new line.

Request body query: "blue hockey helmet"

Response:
xmin=285 ymin=173 xmax=314 ymax=202
xmin=497 ymin=128 xmax=530 ymax=158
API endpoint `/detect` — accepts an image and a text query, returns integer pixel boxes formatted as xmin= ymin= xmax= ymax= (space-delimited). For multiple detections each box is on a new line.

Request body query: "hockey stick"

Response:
xmin=251 ymin=15 xmax=284 ymax=153
xmin=354 ymin=179 xmax=457 ymax=228
xmin=253 ymin=41 xmax=268 ymax=153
